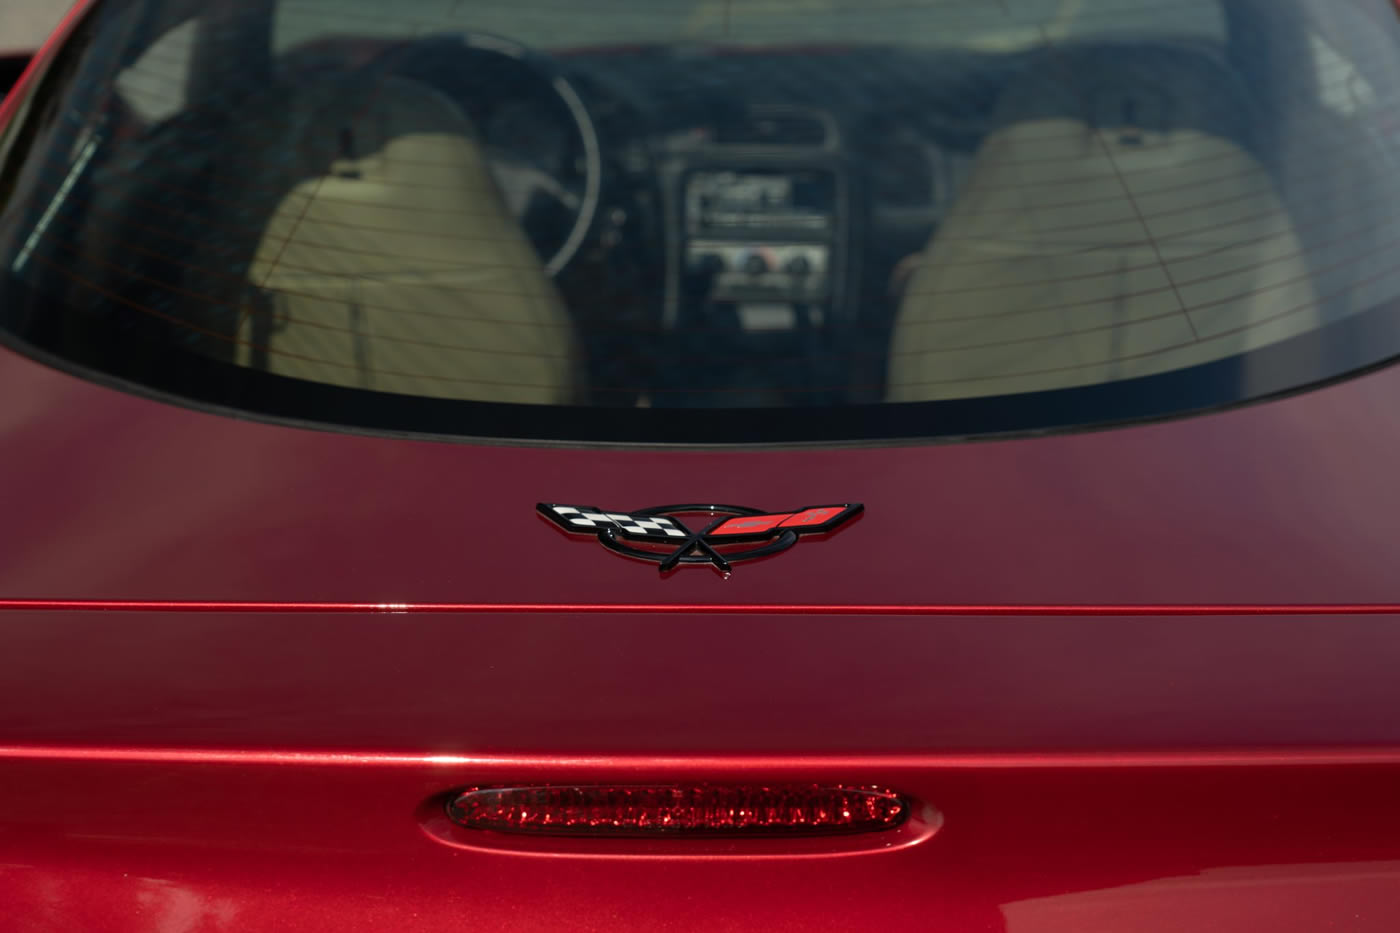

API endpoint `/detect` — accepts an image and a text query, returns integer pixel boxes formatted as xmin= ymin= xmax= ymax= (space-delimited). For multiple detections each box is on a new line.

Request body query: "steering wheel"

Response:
xmin=362 ymin=33 xmax=604 ymax=277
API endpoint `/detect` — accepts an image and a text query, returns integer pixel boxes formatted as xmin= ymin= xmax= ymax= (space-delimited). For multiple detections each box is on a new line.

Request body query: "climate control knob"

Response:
xmin=743 ymin=252 xmax=770 ymax=276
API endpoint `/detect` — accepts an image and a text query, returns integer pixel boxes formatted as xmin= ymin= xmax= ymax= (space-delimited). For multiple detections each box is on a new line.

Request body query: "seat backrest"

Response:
xmin=233 ymin=74 xmax=578 ymax=404
xmin=888 ymin=51 xmax=1320 ymax=403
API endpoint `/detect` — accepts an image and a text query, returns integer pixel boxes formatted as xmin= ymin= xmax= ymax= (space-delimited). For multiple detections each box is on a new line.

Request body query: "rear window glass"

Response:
xmin=2 ymin=0 xmax=1400 ymax=444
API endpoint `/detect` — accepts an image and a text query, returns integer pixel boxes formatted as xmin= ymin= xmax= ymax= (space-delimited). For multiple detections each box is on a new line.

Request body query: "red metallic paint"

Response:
xmin=6 ymin=599 xmax=1400 ymax=614
xmin=3 ymin=326 xmax=1400 ymax=607
xmin=5 ymin=754 xmax=1400 ymax=930
xmin=6 ymin=2 xmax=1400 ymax=928
xmin=5 ymin=605 xmax=1400 ymax=929
xmin=12 ymin=609 xmax=1400 ymax=753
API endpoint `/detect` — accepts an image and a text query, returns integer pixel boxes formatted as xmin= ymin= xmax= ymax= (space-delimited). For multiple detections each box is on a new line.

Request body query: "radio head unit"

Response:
xmin=684 ymin=169 xmax=836 ymax=235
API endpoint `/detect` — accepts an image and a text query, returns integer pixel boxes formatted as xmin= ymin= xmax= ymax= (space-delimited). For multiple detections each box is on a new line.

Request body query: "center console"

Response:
xmin=659 ymin=107 xmax=854 ymax=333
xmin=682 ymin=168 xmax=837 ymax=307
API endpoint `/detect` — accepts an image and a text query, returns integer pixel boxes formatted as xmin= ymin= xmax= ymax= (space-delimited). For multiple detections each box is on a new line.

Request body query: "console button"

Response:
xmin=695 ymin=252 xmax=726 ymax=277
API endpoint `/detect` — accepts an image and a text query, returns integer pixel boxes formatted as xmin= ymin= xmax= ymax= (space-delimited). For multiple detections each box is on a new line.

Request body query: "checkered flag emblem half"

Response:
xmin=539 ymin=504 xmax=689 ymax=541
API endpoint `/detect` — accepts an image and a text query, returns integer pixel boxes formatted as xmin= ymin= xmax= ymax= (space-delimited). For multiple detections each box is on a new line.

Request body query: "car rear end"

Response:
xmin=5 ymin=1 xmax=1400 ymax=930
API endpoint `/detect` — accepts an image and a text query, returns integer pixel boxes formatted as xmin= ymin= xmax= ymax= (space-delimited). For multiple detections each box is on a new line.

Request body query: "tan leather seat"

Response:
xmin=233 ymin=74 xmax=578 ymax=404
xmin=888 ymin=64 xmax=1321 ymax=403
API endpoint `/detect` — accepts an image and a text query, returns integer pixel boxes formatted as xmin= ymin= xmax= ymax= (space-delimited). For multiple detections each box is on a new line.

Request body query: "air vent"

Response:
xmin=713 ymin=109 xmax=831 ymax=147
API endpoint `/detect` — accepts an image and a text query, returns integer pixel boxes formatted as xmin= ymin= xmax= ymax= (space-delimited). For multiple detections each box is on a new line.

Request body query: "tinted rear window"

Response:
xmin=2 ymin=0 xmax=1400 ymax=443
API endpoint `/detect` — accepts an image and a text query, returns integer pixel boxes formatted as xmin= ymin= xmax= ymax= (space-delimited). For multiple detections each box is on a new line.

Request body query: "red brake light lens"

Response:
xmin=448 ymin=785 xmax=909 ymax=837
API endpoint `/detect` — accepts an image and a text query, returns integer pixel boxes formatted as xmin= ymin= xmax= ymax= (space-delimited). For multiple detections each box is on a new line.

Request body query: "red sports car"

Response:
xmin=4 ymin=0 xmax=1400 ymax=929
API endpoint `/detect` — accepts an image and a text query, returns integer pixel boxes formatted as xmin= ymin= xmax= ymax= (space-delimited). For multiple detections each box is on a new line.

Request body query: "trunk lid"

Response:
xmin=0 ymin=347 xmax=1397 ymax=608
xmin=4 ymin=350 xmax=1400 ymax=930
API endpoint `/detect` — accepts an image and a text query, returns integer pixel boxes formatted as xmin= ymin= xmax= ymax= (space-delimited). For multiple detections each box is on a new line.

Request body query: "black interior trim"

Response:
xmin=0 ymin=54 xmax=32 ymax=98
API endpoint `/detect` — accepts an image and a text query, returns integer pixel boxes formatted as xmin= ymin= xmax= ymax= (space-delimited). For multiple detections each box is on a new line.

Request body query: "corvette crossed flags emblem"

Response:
xmin=537 ymin=502 xmax=863 ymax=574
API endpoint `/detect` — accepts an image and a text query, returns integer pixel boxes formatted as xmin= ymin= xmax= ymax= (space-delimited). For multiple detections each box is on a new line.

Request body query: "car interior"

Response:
xmin=9 ymin=0 xmax=1400 ymax=413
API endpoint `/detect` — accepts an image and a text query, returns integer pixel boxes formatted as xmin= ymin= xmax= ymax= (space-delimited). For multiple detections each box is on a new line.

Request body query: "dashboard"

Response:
xmin=300 ymin=39 xmax=1031 ymax=403
xmin=495 ymin=45 xmax=995 ymax=403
